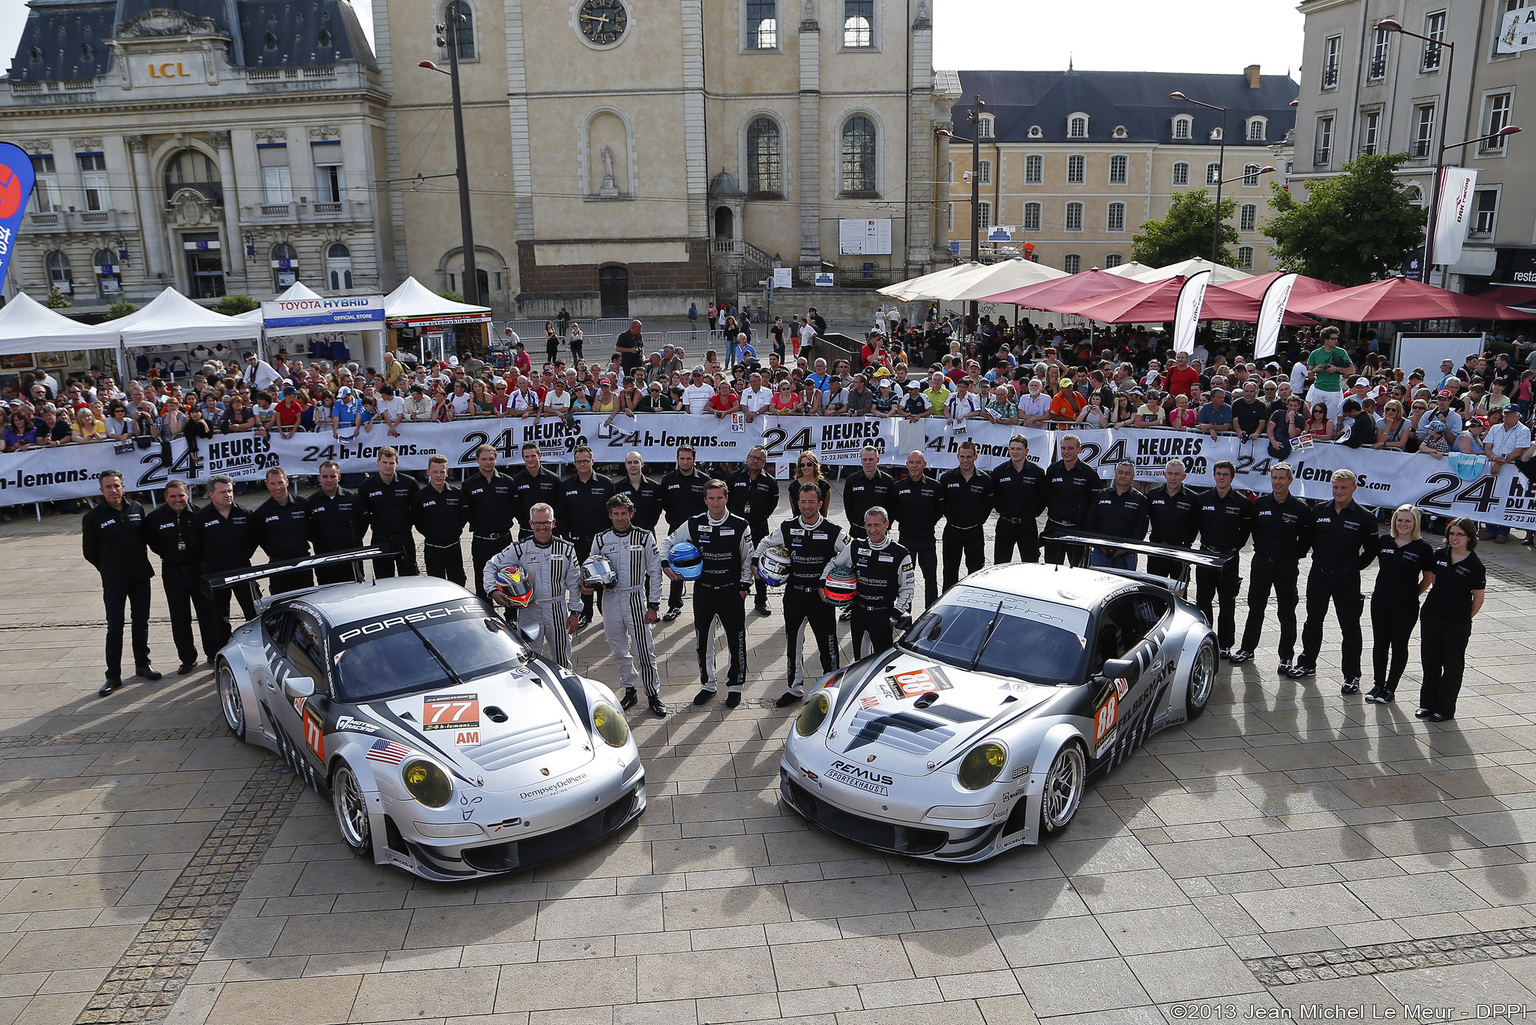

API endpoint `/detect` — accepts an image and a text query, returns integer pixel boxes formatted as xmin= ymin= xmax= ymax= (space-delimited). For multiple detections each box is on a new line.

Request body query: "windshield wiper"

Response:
xmin=410 ymin=625 xmax=466 ymax=688
xmin=969 ymin=599 xmax=1005 ymax=672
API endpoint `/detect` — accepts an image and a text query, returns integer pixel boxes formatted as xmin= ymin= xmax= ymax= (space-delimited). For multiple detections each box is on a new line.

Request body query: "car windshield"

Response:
xmin=899 ymin=589 xmax=1090 ymax=686
xmin=330 ymin=602 xmax=529 ymax=702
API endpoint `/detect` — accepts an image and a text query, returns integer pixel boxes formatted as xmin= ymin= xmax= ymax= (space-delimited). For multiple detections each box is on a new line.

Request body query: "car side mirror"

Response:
xmin=283 ymin=675 xmax=316 ymax=700
xmin=1101 ymin=658 xmax=1139 ymax=685
xmin=518 ymin=622 xmax=543 ymax=648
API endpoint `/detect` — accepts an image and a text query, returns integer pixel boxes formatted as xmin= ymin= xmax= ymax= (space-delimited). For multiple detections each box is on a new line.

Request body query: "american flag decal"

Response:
xmin=365 ymin=739 xmax=411 ymax=765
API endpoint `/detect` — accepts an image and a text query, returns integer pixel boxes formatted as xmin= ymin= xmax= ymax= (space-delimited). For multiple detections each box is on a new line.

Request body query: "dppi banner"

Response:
xmin=0 ymin=142 xmax=36 ymax=292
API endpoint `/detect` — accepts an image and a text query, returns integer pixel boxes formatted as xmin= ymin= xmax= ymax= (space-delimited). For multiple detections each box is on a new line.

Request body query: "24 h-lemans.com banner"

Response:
xmin=4 ymin=417 xmax=1535 ymax=530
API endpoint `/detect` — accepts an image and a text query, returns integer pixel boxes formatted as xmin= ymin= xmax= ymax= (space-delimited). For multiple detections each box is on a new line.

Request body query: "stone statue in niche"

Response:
xmin=599 ymin=145 xmax=620 ymax=197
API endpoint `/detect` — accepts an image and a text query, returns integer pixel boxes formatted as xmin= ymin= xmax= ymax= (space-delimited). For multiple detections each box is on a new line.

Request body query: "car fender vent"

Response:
xmin=465 ymin=717 xmax=569 ymax=771
xmin=845 ymin=708 xmax=955 ymax=755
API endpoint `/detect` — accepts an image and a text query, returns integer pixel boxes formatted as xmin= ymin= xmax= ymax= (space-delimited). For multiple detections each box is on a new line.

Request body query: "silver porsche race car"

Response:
xmin=209 ymin=551 xmax=646 ymax=880
xmin=780 ymin=539 xmax=1222 ymax=862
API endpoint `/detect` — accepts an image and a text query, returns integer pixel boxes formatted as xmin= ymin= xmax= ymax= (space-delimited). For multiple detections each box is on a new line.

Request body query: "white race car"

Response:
xmin=780 ymin=542 xmax=1221 ymax=862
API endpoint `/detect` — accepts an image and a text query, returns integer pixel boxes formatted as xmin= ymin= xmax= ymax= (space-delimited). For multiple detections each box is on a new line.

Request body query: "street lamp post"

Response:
xmin=1171 ymin=91 xmax=1229 ymax=263
xmin=935 ymin=93 xmax=986 ymax=320
xmin=419 ymin=12 xmax=479 ymax=308
xmin=1377 ymin=18 xmax=1453 ymax=284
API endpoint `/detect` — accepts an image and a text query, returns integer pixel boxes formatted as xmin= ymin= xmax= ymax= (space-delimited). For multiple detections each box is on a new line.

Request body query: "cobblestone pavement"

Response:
xmin=3 ymin=491 xmax=1536 ymax=1025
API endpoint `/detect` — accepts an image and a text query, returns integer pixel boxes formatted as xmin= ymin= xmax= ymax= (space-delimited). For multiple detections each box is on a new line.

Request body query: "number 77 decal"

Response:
xmin=422 ymin=693 xmax=480 ymax=730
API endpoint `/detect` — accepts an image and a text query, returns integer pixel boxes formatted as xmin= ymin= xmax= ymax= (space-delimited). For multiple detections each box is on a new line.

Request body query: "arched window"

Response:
xmin=326 ymin=243 xmax=353 ymax=290
xmin=272 ymin=242 xmax=298 ymax=289
xmin=840 ymin=116 xmax=876 ymax=195
xmin=1025 ymin=154 xmax=1042 ymax=184
xmin=1107 ymin=202 xmax=1125 ymax=233
xmin=444 ymin=1 xmax=475 ymax=60
xmin=162 ymin=148 xmax=221 ymax=205
xmin=1104 ymin=253 xmax=1123 ymax=268
xmin=1022 ymin=202 xmax=1041 ymax=233
xmin=1068 ymin=115 xmax=1088 ymax=138
xmin=977 ymin=114 xmax=994 ymax=139
xmin=46 ymin=251 xmax=72 ymax=293
xmin=1109 ymin=155 xmax=1127 ymax=184
xmin=1064 ymin=254 xmax=1081 ymax=274
xmin=1237 ymin=246 xmax=1254 ymax=270
xmin=1243 ymin=163 xmax=1261 ymax=186
xmin=1247 ymin=117 xmax=1266 ymax=141
xmin=1240 ymin=204 xmax=1257 ymax=232
xmin=747 ymin=117 xmax=782 ymax=194
xmin=1172 ymin=162 xmax=1190 ymax=186
xmin=94 ymin=249 xmax=119 ymax=298
xmin=1065 ymin=202 xmax=1083 ymax=232
xmin=1206 ymin=162 xmax=1222 ymax=185
xmin=1172 ymin=116 xmax=1192 ymax=140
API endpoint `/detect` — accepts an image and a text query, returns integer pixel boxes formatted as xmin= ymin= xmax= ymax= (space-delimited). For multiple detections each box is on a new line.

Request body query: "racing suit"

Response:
xmin=482 ymin=536 xmax=582 ymax=669
xmin=590 ymin=526 xmax=663 ymax=700
xmin=847 ymin=536 xmax=915 ymax=659
xmin=660 ymin=512 xmax=754 ymax=696
xmin=759 ymin=513 xmax=850 ymax=697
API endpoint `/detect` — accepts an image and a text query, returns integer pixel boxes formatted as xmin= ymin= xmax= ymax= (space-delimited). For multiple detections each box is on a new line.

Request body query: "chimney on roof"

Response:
xmin=1245 ymin=64 xmax=1261 ymax=89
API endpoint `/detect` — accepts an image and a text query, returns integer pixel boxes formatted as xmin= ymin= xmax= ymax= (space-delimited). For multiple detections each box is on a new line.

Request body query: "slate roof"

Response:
xmin=7 ymin=0 xmax=376 ymax=81
xmin=952 ymin=69 xmax=1298 ymax=146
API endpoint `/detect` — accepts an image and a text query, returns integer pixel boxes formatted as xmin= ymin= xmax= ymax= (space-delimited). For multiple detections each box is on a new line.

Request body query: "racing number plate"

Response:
xmin=423 ymin=693 xmax=480 ymax=730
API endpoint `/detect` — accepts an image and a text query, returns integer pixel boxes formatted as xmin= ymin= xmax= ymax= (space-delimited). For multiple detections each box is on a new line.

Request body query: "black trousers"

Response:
xmin=1418 ymin=609 xmax=1472 ymax=717
xmin=1196 ymin=556 xmax=1241 ymax=649
xmin=571 ymin=534 xmax=600 ymax=618
xmin=995 ymin=517 xmax=1040 ymax=564
xmin=546 ymin=339 xmax=559 ymax=365
xmin=1300 ymin=570 xmax=1364 ymax=679
xmin=747 ymin=520 xmax=770 ymax=607
xmin=694 ymin=583 xmax=747 ymax=692
xmin=1371 ymin=593 xmax=1420 ymax=693
xmin=472 ymin=532 xmax=511 ymax=599
xmin=162 ymin=564 xmax=215 ymax=666
xmin=570 ymin=337 xmax=583 ymax=361
xmin=669 ymin=577 xmax=687 ymax=611
xmin=206 ymin=568 xmax=257 ymax=655
xmin=851 ymin=604 xmax=895 ymax=659
xmin=423 ymin=540 xmax=466 ymax=586
xmin=901 ymin=531 xmax=939 ymax=609
xmin=270 ymin=568 xmax=315 ymax=594
xmin=1240 ymin=558 xmax=1299 ymax=661
xmin=103 ymin=577 xmax=152 ymax=682
xmin=942 ymin=524 xmax=986 ymax=590
xmin=1043 ymin=521 xmax=1081 ymax=566
xmin=314 ymin=551 xmax=363 ymax=586
xmin=372 ymin=531 xmax=418 ymax=579
xmin=1146 ymin=555 xmax=1187 ymax=582
xmin=784 ymin=586 xmax=839 ymax=695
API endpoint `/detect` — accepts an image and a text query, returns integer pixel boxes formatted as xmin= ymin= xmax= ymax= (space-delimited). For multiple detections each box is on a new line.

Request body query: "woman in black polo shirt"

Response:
xmin=1366 ymin=504 xmax=1434 ymax=704
xmin=1416 ymin=516 xmax=1487 ymax=722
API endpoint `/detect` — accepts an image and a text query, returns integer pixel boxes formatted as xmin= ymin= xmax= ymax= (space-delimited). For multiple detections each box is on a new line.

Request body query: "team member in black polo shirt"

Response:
xmin=254 ymin=467 xmax=312 ymax=593
xmin=1416 ymin=517 xmax=1486 ymax=722
xmin=1367 ymin=504 xmax=1435 ymax=704
xmin=1146 ymin=459 xmax=1200 ymax=579
xmin=660 ymin=446 xmax=709 ymax=620
xmin=560 ymin=446 xmax=614 ymax=626
xmin=939 ymin=440 xmax=993 ymax=588
xmin=84 ymin=469 xmax=159 ymax=697
xmin=1291 ymin=469 xmax=1379 ymax=690
xmin=993 ymin=434 xmax=1047 ymax=564
xmin=511 ymin=443 xmax=562 ymax=536
xmin=660 ymin=480 xmax=754 ymax=707
xmin=887 ymin=450 xmax=944 ymax=610
xmin=1085 ymin=460 xmax=1149 ymax=570
xmin=1044 ymin=433 xmax=1102 ymax=564
xmin=308 ymin=460 xmax=367 ymax=584
xmin=359 ymin=447 xmax=419 ymax=578
xmin=463 ymin=444 xmax=517 ymax=598
xmin=760 ymin=483 xmax=850 ymax=707
xmin=847 ymin=506 xmax=914 ymax=659
xmin=843 ymin=445 xmax=894 ymax=541
xmin=414 ymin=454 xmax=467 ymax=585
xmin=1233 ymin=463 xmax=1313 ymax=668
xmin=615 ymin=451 xmax=664 ymax=532
xmin=1195 ymin=460 xmax=1252 ymax=657
xmin=196 ymin=474 xmax=258 ymax=652
xmin=145 ymin=478 xmax=212 ymax=677
xmin=726 ymin=444 xmax=780 ymax=616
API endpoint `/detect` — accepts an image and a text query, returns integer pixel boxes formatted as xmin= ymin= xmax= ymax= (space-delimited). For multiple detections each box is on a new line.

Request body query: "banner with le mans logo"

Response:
xmin=0 ymin=143 xmax=35 ymax=292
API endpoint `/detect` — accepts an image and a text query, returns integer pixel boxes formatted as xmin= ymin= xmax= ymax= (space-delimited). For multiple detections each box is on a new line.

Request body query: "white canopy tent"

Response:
xmin=384 ymin=277 xmax=492 ymax=364
xmin=0 ymin=292 xmax=119 ymax=355
xmin=878 ymin=262 xmax=989 ymax=303
xmin=1103 ymin=261 xmax=1156 ymax=280
xmin=258 ymin=281 xmax=387 ymax=369
xmin=116 ymin=287 xmax=262 ymax=348
xmin=1136 ymin=257 xmax=1255 ymax=286
xmin=940 ymin=259 xmax=1067 ymax=303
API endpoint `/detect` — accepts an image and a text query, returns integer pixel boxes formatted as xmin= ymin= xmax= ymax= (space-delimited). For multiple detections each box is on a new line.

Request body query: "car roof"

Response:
xmin=957 ymin=563 xmax=1149 ymax=609
xmin=289 ymin=577 xmax=479 ymax=625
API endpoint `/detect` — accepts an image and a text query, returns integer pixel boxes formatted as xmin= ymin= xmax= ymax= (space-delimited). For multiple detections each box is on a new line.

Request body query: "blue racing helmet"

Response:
xmin=755 ymin=545 xmax=792 ymax=587
xmin=669 ymin=540 xmax=704 ymax=581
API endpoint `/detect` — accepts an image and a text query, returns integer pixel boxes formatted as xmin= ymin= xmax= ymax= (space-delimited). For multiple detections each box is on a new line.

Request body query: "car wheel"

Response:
xmin=217 ymin=662 xmax=245 ymax=740
xmin=1186 ymin=638 xmax=1217 ymax=720
xmin=1039 ymin=741 xmax=1086 ymax=837
xmin=332 ymin=763 xmax=373 ymax=858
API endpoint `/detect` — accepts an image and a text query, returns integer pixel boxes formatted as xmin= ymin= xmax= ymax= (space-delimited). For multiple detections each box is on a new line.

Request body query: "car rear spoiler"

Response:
xmin=200 ymin=546 xmax=397 ymax=596
xmin=1048 ymin=533 xmax=1230 ymax=589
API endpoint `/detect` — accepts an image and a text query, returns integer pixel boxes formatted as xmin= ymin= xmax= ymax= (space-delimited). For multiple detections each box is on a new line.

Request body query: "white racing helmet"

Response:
xmin=580 ymin=554 xmax=618 ymax=590
xmin=755 ymin=545 xmax=793 ymax=587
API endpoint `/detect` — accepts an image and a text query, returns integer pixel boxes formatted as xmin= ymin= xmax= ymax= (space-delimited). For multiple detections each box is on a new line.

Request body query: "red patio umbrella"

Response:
xmin=974 ymin=268 xmax=1137 ymax=308
xmin=1292 ymin=276 xmax=1529 ymax=321
xmin=1221 ymin=271 xmax=1344 ymax=303
xmin=1054 ymin=275 xmax=1286 ymax=323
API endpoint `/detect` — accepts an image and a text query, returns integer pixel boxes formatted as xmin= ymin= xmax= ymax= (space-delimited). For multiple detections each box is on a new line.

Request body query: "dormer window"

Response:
xmin=1172 ymin=115 xmax=1192 ymax=140
xmin=1246 ymin=117 xmax=1267 ymax=141
xmin=1028 ymin=125 xmax=1042 ymax=138
xmin=1210 ymin=127 xmax=1224 ymax=141
xmin=977 ymin=114 xmax=994 ymax=139
xmin=1112 ymin=125 xmax=1127 ymax=138
xmin=1067 ymin=113 xmax=1088 ymax=138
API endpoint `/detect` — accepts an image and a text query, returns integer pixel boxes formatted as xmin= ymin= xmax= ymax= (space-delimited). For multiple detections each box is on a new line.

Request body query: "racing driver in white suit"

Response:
xmin=483 ymin=502 xmax=581 ymax=669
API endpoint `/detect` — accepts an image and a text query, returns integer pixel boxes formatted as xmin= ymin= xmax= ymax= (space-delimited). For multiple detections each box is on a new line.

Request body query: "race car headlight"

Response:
xmin=592 ymin=703 xmax=629 ymax=748
xmin=957 ymin=742 xmax=1007 ymax=791
xmin=796 ymin=691 xmax=831 ymax=736
xmin=401 ymin=759 xmax=452 ymax=808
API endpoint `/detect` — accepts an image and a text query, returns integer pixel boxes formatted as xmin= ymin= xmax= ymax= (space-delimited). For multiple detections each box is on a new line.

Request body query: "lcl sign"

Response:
xmin=145 ymin=61 xmax=192 ymax=80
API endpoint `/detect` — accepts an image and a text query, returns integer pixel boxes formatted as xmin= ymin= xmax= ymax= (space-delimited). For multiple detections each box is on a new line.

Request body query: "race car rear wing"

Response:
xmin=200 ymin=546 xmax=397 ymax=596
xmin=1048 ymin=533 xmax=1230 ymax=591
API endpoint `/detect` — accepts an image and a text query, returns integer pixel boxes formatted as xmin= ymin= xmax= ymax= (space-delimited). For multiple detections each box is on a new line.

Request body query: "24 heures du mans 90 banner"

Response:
xmin=6 ymin=414 xmax=1535 ymax=531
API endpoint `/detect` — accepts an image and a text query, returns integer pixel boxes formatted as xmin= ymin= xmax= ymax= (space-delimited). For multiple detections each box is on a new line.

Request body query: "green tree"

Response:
xmin=1131 ymin=190 xmax=1238 ymax=267
xmin=43 ymin=287 xmax=72 ymax=309
xmin=438 ymin=290 xmax=466 ymax=303
xmin=1263 ymin=152 xmax=1425 ymax=286
xmin=104 ymin=300 xmax=137 ymax=321
xmin=214 ymin=293 xmax=259 ymax=316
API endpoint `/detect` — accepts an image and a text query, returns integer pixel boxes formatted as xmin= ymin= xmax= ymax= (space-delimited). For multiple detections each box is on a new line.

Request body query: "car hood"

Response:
xmin=370 ymin=662 xmax=596 ymax=793
xmin=822 ymin=650 xmax=1062 ymax=776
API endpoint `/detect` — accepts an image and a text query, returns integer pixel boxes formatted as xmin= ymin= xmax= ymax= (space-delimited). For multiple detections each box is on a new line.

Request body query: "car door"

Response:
xmin=264 ymin=608 xmax=332 ymax=790
xmin=1089 ymin=592 xmax=1167 ymax=762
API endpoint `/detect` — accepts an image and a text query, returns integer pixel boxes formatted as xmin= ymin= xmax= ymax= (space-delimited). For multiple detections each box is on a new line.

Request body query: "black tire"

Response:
xmin=332 ymin=763 xmax=373 ymax=858
xmin=1186 ymin=638 xmax=1217 ymax=720
xmin=217 ymin=661 xmax=245 ymax=741
xmin=1038 ymin=741 xmax=1086 ymax=838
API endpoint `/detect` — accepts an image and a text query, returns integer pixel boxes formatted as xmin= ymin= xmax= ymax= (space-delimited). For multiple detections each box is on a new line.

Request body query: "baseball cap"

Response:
xmin=872 ymin=367 xmax=891 ymax=378
xmin=1437 ymin=388 xmax=1453 ymax=398
xmin=879 ymin=379 xmax=893 ymax=388
xmin=906 ymin=381 xmax=921 ymax=390
xmin=1504 ymin=404 xmax=1522 ymax=415
xmin=337 ymin=386 xmax=352 ymax=398
xmin=1355 ymin=377 xmax=1370 ymax=387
